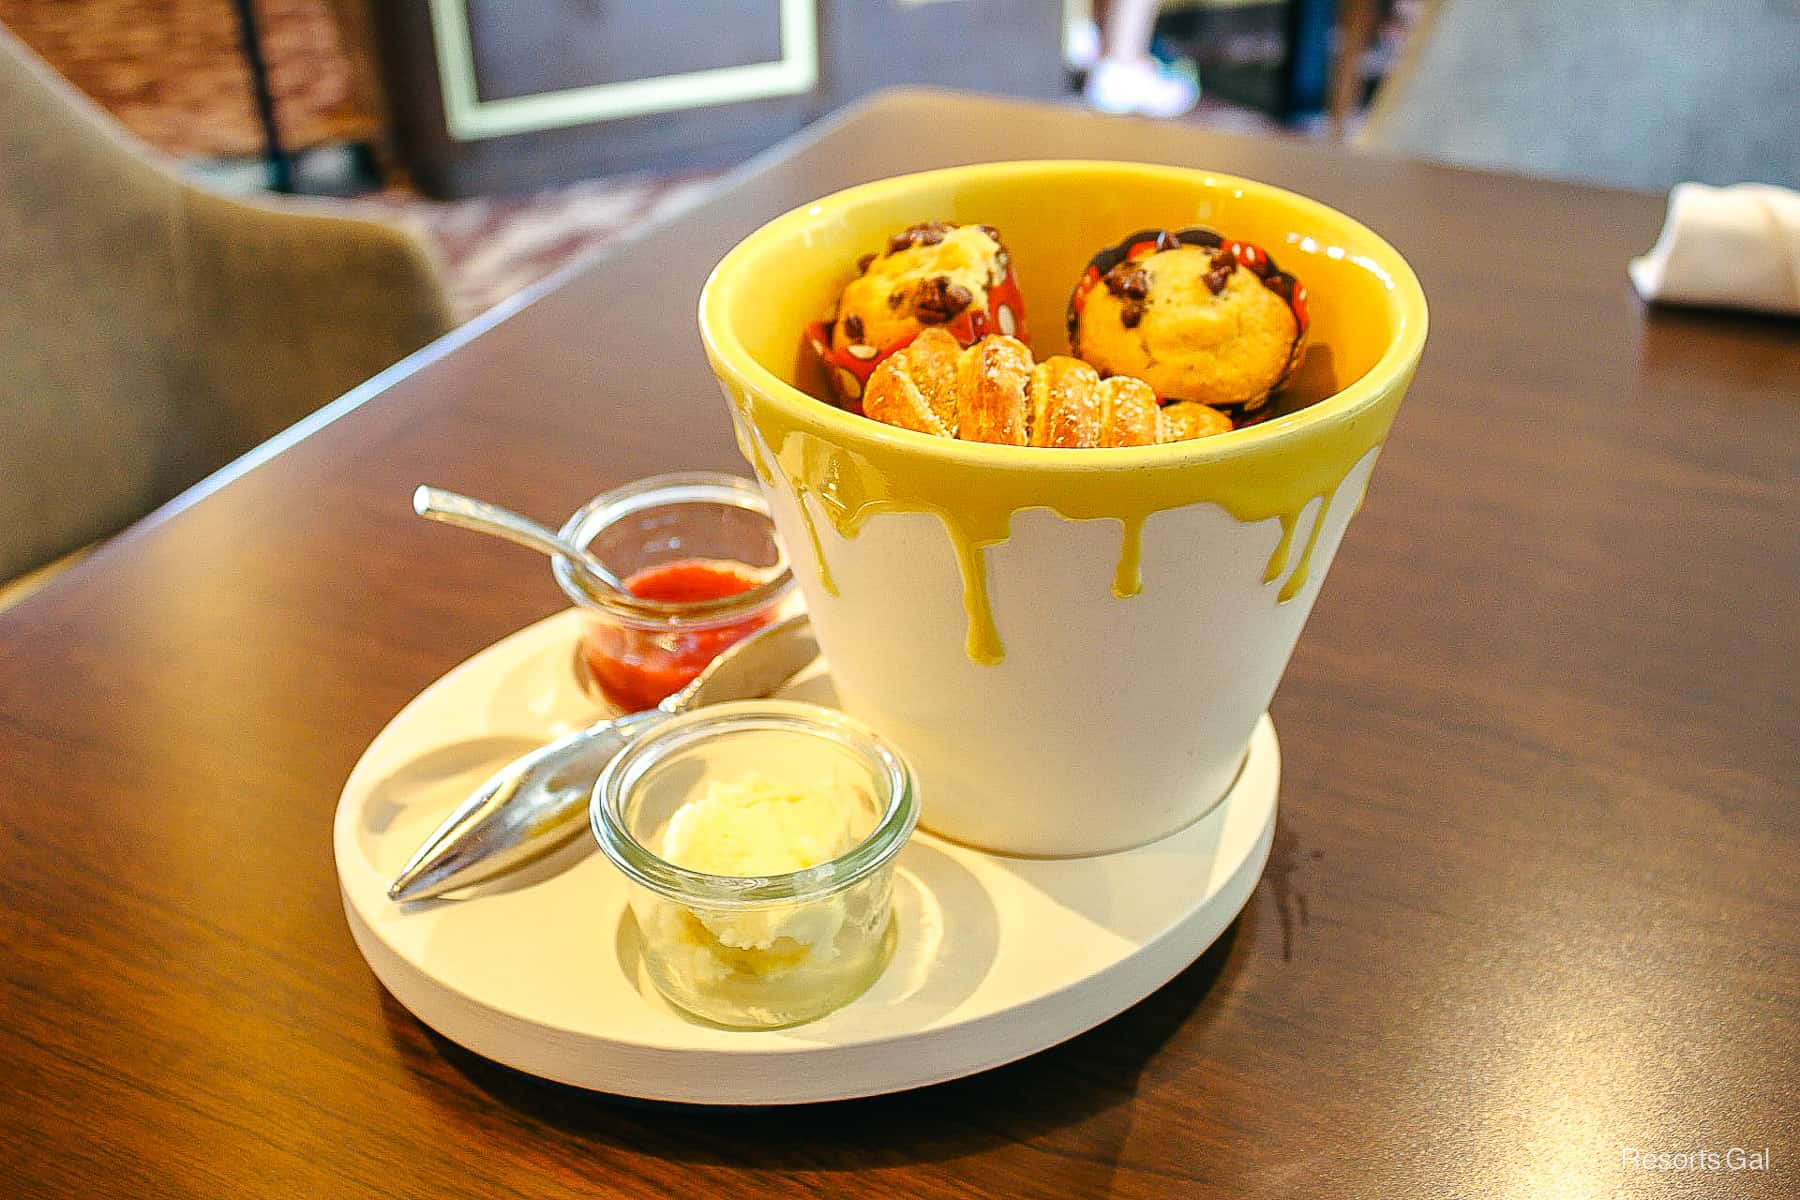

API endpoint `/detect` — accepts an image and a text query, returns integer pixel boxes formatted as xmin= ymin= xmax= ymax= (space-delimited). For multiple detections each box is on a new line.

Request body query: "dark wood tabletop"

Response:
xmin=2 ymin=90 xmax=1795 ymax=1199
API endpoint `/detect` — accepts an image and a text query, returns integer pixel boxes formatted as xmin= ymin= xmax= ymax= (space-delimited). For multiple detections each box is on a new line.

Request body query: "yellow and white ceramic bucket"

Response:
xmin=702 ymin=161 xmax=1426 ymax=856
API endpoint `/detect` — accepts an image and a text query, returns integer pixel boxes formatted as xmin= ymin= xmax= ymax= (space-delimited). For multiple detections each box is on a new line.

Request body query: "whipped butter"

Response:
xmin=631 ymin=768 xmax=894 ymax=1025
xmin=658 ymin=772 xmax=863 ymax=955
xmin=593 ymin=700 xmax=916 ymax=1028
xmin=662 ymin=772 xmax=861 ymax=880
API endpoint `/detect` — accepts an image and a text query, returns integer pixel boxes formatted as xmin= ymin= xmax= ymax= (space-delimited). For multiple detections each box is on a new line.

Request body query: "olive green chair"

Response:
xmin=0 ymin=25 xmax=454 ymax=599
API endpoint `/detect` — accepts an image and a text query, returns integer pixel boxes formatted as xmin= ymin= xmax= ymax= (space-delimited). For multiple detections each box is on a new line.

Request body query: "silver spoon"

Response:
xmin=412 ymin=485 xmax=628 ymax=596
xmin=387 ymin=613 xmax=820 ymax=903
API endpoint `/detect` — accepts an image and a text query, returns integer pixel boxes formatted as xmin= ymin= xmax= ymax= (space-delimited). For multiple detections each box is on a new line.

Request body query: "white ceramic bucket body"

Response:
xmin=738 ymin=418 xmax=1380 ymax=856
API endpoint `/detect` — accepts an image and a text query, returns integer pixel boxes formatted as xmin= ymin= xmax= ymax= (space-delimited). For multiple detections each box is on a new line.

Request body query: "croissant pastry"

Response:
xmin=863 ymin=329 xmax=1232 ymax=447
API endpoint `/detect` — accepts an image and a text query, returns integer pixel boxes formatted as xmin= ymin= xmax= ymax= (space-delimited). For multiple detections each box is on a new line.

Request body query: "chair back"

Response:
xmin=1362 ymin=0 xmax=1800 ymax=191
xmin=0 ymin=27 xmax=451 ymax=582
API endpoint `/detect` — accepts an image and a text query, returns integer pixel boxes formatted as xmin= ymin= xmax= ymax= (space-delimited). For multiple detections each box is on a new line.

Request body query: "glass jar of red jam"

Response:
xmin=553 ymin=473 xmax=795 ymax=712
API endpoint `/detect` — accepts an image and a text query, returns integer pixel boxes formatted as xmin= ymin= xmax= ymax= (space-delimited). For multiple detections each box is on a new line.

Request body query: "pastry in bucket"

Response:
xmin=861 ymin=328 xmax=1232 ymax=446
xmin=1068 ymin=227 xmax=1309 ymax=423
xmin=806 ymin=221 xmax=1027 ymax=410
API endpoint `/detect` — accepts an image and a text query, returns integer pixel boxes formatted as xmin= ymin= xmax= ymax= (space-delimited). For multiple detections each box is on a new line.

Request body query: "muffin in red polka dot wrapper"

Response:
xmin=807 ymin=221 xmax=1028 ymax=412
xmin=1068 ymin=227 xmax=1308 ymax=425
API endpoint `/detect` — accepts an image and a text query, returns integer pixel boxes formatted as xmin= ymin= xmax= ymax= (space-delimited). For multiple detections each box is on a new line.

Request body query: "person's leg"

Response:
xmin=1086 ymin=0 xmax=1198 ymax=117
xmin=1101 ymin=0 xmax=1156 ymax=60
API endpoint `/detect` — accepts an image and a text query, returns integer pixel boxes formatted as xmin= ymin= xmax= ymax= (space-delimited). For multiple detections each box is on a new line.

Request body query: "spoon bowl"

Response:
xmin=386 ymin=613 xmax=821 ymax=903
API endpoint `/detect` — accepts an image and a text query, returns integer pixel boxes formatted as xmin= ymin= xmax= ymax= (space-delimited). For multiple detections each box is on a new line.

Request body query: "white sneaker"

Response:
xmin=1084 ymin=57 xmax=1200 ymax=119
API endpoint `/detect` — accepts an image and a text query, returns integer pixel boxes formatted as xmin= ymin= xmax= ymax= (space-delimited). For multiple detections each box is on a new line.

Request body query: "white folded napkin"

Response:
xmin=1629 ymin=182 xmax=1800 ymax=316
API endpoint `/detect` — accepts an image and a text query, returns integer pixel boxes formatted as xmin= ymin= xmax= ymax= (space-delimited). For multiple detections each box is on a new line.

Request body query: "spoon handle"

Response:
xmin=412 ymin=486 xmax=626 ymax=593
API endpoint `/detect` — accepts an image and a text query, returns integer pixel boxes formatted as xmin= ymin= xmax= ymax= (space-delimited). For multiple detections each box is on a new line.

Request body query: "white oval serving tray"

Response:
xmin=335 ymin=609 xmax=1277 ymax=1105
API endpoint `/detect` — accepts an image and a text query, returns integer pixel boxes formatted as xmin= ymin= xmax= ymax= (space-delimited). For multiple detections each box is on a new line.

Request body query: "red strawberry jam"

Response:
xmin=580 ymin=560 xmax=774 ymax=712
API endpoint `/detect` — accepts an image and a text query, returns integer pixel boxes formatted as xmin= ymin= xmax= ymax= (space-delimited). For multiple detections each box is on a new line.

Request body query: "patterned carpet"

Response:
xmin=349 ymin=171 xmax=725 ymax=321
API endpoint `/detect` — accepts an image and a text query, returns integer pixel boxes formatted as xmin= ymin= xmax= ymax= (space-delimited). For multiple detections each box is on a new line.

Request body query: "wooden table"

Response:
xmin=2 ymin=91 xmax=1794 ymax=1199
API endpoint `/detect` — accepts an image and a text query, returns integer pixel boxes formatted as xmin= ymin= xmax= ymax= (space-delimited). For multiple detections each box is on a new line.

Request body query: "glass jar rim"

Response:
xmin=590 ymin=701 xmax=918 ymax=905
xmin=553 ymin=472 xmax=794 ymax=625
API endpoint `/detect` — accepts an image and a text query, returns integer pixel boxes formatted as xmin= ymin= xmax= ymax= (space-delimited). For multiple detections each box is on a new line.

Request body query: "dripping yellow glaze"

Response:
xmin=700 ymin=161 xmax=1428 ymax=665
xmin=721 ymin=373 xmax=1408 ymax=662
xmin=1277 ymin=482 xmax=1339 ymax=603
xmin=1262 ymin=514 xmax=1297 ymax=585
xmin=1112 ymin=514 xmax=1146 ymax=600
xmin=789 ymin=484 xmax=839 ymax=598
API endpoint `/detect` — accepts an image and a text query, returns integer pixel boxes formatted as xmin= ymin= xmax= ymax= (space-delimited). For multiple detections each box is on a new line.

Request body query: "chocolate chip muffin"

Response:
xmin=1068 ymin=228 xmax=1307 ymax=416
xmin=810 ymin=222 xmax=1026 ymax=405
xmin=835 ymin=222 xmax=1019 ymax=349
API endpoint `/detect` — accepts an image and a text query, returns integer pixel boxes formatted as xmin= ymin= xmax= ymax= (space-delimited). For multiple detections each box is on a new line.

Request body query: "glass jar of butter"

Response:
xmin=591 ymin=700 xmax=917 ymax=1029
